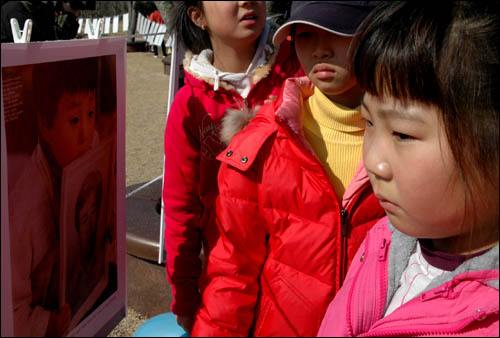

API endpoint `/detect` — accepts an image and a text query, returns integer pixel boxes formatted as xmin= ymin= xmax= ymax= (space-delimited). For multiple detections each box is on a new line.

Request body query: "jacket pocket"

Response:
xmin=258 ymin=260 xmax=330 ymax=337
xmin=273 ymin=274 xmax=321 ymax=336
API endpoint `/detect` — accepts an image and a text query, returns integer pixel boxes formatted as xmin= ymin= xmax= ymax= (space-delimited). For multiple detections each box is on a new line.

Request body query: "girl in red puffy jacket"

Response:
xmin=192 ymin=1 xmax=384 ymax=337
xmin=162 ymin=1 xmax=302 ymax=333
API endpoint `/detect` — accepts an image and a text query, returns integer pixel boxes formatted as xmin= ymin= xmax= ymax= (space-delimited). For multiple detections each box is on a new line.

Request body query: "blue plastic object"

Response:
xmin=133 ymin=312 xmax=189 ymax=337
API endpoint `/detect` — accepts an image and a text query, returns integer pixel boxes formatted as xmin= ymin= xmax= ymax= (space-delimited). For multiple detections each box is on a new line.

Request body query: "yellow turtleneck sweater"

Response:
xmin=303 ymin=87 xmax=365 ymax=202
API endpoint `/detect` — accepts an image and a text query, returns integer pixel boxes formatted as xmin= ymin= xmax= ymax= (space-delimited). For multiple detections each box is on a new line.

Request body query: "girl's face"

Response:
xmin=361 ymin=93 xmax=472 ymax=250
xmin=294 ymin=24 xmax=360 ymax=106
xmin=42 ymin=91 xmax=96 ymax=168
xmin=196 ymin=1 xmax=266 ymax=46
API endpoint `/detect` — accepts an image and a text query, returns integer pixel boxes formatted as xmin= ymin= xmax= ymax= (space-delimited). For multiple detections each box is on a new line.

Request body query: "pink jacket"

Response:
xmin=163 ymin=35 xmax=303 ymax=316
xmin=318 ymin=217 xmax=499 ymax=337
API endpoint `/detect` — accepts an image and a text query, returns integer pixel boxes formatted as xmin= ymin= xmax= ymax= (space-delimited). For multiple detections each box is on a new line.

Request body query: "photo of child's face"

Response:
xmin=77 ymin=189 xmax=99 ymax=259
xmin=42 ymin=91 xmax=96 ymax=168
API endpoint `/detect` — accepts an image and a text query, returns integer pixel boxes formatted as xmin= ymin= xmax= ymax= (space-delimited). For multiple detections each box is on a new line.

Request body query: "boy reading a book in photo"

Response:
xmin=8 ymin=57 xmax=99 ymax=337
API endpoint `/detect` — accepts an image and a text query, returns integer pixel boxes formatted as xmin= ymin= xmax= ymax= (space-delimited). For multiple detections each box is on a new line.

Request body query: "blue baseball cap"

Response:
xmin=273 ymin=1 xmax=380 ymax=45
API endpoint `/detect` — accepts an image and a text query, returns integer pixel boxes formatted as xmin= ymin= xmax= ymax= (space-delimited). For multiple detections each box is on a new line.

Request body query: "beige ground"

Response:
xmin=108 ymin=308 xmax=148 ymax=337
xmin=125 ymin=51 xmax=170 ymax=187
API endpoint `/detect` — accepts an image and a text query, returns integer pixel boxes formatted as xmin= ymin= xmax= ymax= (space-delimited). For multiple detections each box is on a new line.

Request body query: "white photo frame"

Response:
xmin=1 ymin=38 xmax=126 ymax=337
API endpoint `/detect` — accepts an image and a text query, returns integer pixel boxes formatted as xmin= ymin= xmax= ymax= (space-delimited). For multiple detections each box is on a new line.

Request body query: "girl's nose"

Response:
xmin=312 ymin=47 xmax=331 ymax=59
xmin=371 ymin=162 xmax=392 ymax=180
xmin=239 ymin=1 xmax=255 ymax=7
xmin=363 ymin=139 xmax=393 ymax=181
xmin=312 ymin=39 xmax=333 ymax=59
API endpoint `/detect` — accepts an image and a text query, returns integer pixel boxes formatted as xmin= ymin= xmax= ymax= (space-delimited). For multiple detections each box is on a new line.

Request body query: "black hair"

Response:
xmin=167 ymin=1 xmax=211 ymax=54
xmin=353 ymin=1 xmax=499 ymax=235
xmin=33 ymin=57 xmax=98 ymax=130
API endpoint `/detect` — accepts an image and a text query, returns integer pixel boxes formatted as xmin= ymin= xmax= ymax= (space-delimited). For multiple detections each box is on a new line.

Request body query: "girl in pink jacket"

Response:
xmin=163 ymin=2 xmax=301 ymax=333
xmin=319 ymin=1 xmax=499 ymax=336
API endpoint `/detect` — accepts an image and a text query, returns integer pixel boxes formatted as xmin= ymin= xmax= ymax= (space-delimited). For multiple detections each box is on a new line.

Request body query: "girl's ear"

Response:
xmin=188 ymin=5 xmax=206 ymax=30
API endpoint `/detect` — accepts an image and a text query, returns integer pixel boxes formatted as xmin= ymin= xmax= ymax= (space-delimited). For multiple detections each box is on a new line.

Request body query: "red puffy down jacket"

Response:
xmin=163 ymin=35 xmax=303 ymax=316
xmin=192 ymin=78 xmax=385 ymax=337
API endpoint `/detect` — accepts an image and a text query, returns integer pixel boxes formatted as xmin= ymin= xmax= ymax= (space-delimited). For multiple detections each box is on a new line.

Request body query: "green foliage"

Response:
xmin=134 ymin=1 xmax=157 ymax=16
xmin=80 ymin=1 xmax=129 ymax=17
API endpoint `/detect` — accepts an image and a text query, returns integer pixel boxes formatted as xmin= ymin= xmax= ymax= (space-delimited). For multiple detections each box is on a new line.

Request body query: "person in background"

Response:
xmin=149 ymin=7 xmax=167 ymax=58
xmin=318 ymin=1 xmax=499 ymax=336
xmin=0 ymin=0 xmax=93 ymax=42
xmin=54 ymin=0 xmax=90 ymax=40
xmin=193 ymin=1 xmax=383 ymax=336
xmin=1 ymin=1 xmax=57 ymax=42
xmin=163 ymin=1 xmax=302 ymax=334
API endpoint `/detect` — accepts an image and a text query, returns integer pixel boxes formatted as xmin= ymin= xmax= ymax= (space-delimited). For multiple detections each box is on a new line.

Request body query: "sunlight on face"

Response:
xmin=361 ymin=93 xmax=467 ymax=240
xmin=201 ymin=1 xmax=266 ymax=45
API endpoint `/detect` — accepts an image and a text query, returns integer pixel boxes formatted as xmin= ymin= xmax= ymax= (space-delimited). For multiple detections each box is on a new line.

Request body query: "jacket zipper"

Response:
xmin=339 ymin=185 xmax=372 ymax=283
xmin=340 ymin=209 xmax=349 ymax=282
xmin=346 ymin=232 xmax=371 ymax=337
xmin=358 ymin=314 xmax=497 ymax=337
xmin=275 ymin=116 xmax=349 ymax=289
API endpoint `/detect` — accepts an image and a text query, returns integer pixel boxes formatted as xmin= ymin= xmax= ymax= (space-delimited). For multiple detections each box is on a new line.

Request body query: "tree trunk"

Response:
xmin=127 ymin=1 xmax=137 ymax=43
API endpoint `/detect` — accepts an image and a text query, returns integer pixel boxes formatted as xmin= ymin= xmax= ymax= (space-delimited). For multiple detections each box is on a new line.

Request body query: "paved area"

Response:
xmin=107 ymin=49 xmax=174 ymax=337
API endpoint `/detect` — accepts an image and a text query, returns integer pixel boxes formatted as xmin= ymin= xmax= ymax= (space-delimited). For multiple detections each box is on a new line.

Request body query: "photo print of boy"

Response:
xmin=3 ymin=54 xmax=118 ymax=337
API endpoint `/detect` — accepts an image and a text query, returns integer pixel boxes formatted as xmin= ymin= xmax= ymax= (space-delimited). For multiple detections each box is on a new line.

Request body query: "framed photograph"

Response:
xmin=1 ymin=38 xmax=126 ymax=337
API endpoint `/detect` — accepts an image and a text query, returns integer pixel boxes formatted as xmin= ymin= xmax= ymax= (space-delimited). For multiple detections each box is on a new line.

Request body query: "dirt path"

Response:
xmin=125 ymin=51 xmax=170 ymax=188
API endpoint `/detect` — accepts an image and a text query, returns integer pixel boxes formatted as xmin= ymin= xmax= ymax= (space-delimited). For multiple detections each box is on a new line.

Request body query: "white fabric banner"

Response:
xmin=104 ymin=17 xmax=110 ymax=34
xmin=123 ymin=13 xmax=129 ymax=31
xmin=77 ymin=18 xmax=83 ymax=34
xmin=84 ymin=18 xmax=90 ymax=34
xmin=112 ymin=15 xmax=119 ymax=33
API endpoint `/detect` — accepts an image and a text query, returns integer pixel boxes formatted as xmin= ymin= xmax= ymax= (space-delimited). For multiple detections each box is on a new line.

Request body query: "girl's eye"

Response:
xmin=361 ymin=117 xmax=373 ymax=127
xmin=393 ymin=132 xmax=413 ymax=141
xmin=89 ymin=110 xmax=94 ymax=118
xmin=70 ymin=117 xmax=79 ymax=124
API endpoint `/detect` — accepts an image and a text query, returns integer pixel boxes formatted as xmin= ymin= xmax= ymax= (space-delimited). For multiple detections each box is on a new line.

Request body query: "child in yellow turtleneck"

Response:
xmin=291 ymin=18 xmax=367 ymax=203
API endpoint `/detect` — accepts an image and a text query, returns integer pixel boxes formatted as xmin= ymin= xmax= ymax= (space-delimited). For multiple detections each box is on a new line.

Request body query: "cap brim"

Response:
xmin=272 ymin=20 xmax=354 ymax=46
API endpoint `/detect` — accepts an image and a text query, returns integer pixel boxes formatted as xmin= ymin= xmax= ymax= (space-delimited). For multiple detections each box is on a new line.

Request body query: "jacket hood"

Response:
xmin=220 ymin=76 xmax=314 ymax=146
xmin=183 ymin=23 xmax=280 ymax=93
